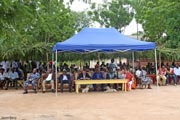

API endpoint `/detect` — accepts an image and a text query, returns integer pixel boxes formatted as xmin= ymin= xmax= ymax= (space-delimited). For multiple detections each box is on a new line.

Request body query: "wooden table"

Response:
xmin=74 ymin=79 xmax=127 ymax=93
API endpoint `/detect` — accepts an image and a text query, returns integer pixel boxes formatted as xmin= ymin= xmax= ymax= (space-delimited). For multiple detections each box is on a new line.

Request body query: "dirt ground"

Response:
xmin=0 ymin=85 xmax=180 ymax=120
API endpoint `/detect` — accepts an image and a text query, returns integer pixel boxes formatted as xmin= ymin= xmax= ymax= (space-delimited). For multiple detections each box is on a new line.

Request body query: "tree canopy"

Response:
xmin=88 ymin=0 xmax=134 ymax=32
xmin=0 ymin=0 xmax=90 ymax=61
xmin=1 ymin=0 xmax=180 ymax=62
xmin=131 ymin=0 xmax=180 ymax=61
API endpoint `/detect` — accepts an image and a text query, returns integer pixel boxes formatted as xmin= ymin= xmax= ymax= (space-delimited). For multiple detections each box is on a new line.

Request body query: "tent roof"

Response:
xmin=52 ymin=28 xmax=156 ymax=52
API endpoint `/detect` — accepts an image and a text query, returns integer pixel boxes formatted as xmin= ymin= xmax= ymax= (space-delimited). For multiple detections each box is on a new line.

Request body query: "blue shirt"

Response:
xmin=29 ymin=72 xmax=40 ymax=81
xmin=92 ymin=72 xmax=104 ymax=79
xmin=9 ymin=71 xmax=19 ymax=80
xmin=0 ymin=73 xmax=5 ymax=81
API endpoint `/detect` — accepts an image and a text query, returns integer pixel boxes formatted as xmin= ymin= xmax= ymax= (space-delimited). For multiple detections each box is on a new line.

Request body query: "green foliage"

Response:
xmin=2 ymin=0 xmax=179 ymax=62
xmin=88 ymin=0 xmax=134 ymax=32
xmin=131 ymin=0 xmax=180 ymax=60
xmin=72 ymin=11 xmax=92 ymax=32
xmin=0 ymin=0 xmax=88 ymax=61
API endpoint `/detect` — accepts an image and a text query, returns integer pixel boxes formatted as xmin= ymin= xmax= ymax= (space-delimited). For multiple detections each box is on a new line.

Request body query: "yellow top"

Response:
xmin=75 ymin=79 xmax=127 ymax=85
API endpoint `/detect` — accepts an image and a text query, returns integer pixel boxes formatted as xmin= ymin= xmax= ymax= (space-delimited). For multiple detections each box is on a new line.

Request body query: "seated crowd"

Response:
xmin=20 ymin=58 xmax=151 ymax=94
xmin=1 ymin=59 xmax=180 ymax=94
xmin=156 ymin=63 xmax=180 ymax=86
xmin=0 ymin=67 xmax=24 ymax=90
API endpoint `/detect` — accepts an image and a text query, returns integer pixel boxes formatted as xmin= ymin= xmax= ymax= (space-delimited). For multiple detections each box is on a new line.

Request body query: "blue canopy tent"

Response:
xmin=53 ymin=28 xmax=155 ymax=52
xmin=52 ymin=28 xmax=157 ymax=95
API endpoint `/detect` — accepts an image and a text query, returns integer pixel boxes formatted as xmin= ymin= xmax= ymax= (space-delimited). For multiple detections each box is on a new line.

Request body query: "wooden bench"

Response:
xmin=74 ymin=79 xmax=127 ymax=93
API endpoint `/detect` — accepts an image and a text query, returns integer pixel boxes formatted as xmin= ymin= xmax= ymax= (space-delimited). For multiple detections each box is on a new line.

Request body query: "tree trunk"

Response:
xmin=46 ymin=51 xmax=49 ymax=69
xmin=159 ymin=51 xmax=161 ymax=69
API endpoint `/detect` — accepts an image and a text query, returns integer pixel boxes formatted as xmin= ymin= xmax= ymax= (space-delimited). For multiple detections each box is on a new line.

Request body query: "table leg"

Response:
xmin=76 ymin=84 xmax=79 ymax=94
xmin=124 ymin=83 xmax=126 ymax=92
xmin=122 ymin=83 xmax=124 ymax=91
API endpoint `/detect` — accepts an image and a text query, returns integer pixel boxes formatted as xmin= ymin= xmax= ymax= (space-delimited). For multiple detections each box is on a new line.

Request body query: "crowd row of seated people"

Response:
xmin=1 ymin=58 xmax=152 ymax=93
xmin=56 ymin=67 xmax=137 ymax=92
xmin=0 ymin=67 xmax=23 ymax=90
xmin=156 ymin=64 xmax=180 ymax=86
xmin=0 ymin=58 xmax=156 ymax=93
xmin=4 ymin=63 xmax=180 ymax=94
xmin=23 ymin=68 xmax=71 ymax=94
xmin=59 ymin=66 xmax=153 ymax=91
xmin=1 ymin=66 xmax=154 ymax=94
xmin=23 ymin=65 xmax=154 ymax=94
xmin=2 ymin=61 xmax=180 ymax=94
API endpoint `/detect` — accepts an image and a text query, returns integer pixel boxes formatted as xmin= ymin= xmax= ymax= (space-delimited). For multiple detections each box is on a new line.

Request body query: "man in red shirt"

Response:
xmin=157 ymin=66 xmax=167 ymax=86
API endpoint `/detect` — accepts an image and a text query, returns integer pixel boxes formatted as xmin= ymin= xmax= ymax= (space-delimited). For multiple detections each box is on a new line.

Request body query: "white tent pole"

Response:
xmin=55 ymin=50 xmax=58 ymax=97
xmin=155 ymin=48 xmax=158 ymax=87
xmin=132 ymin=51 xmax=135 ymax=73
xmin=52 ymin=53 xmax=54 ymax=69
xmin=97 ymin=52 xmax=100 ymax=71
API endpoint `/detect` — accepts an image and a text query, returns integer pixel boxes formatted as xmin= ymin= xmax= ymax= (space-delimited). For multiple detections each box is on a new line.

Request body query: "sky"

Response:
xmin=66 ymin=0 xmax=143 ymax=35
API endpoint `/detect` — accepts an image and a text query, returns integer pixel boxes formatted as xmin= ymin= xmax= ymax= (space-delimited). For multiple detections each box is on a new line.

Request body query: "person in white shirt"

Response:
xmin=12 ymin=60 xmax=18 ymax=69
xmin=42 ymin=69 xmax=55 ymax=93
xmin=174 ymin=64 xmax=180 ymax=84
xmin=0 ymin=60 xmax=10 ymax=72
xmin=174 ymin=64 xmax=180 ymax=76
xmin=135 ymin=68 xmax=142 ymax=87
xmin=117 ymin=68 xmax=126 ymax=79
xmin=5 ymin=68 xmax=19 ymax=90
xmin=135 ymin=68 xmax=142 ymax=78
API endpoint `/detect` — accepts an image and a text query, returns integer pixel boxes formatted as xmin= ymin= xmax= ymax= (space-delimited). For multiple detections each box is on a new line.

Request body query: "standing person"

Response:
xmin=26 ymin=60 xmax=32 ymax=73
xmin=23 ymin=68 xmax=40 ymax=94
xmin=0 ymin=59 xmax=10 ymax=72
xmin=100 ymin=62 xmax=106 ymax=69
xmin=0 ymin=68 xmax=6 ymax=89
xmin=146 ymin=62 xmax=152 ymax=74
xmin=108 ymin=58 xmax=118 ymax=75
xmin=5 ymin=68 xmax=19 ymax=90
xmin=84 ymin=63 xmax=90 ymax=70
xmin=36 ymin=61 xmax=40 ymax=71
xmin=12 ymin=60 xmax=19 ymax=69
xmin=95 ymin=61 xmax=100 ymax=69
xmin=31 ymin=61 xmax=37 ymax=69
